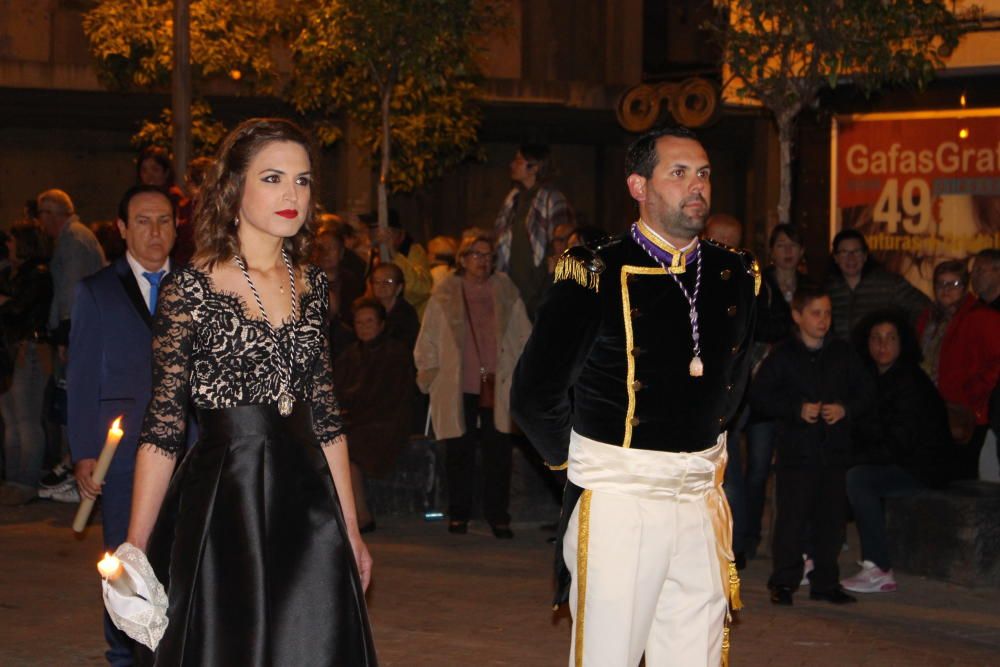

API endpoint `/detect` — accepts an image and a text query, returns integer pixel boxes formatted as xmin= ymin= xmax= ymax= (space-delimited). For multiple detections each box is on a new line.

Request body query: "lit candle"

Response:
xmin=97 ymin=552 xmax=135 ymax=597
xmin=73 ymin=417 xmax=125 ymax=533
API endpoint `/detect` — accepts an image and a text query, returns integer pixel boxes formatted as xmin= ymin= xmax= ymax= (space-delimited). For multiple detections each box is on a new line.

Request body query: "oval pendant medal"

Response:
xmin=278 ymin=392 xmax=294 ymax=417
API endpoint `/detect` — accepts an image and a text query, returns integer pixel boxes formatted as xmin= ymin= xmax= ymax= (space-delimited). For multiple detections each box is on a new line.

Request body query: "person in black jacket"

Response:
xmin=0 ymin=221 xmax=54 ymax=505
xmin=742 ymin=224 xmax=818 ymax=559
xmin=751 ymin=285 xmax=874 ymax=605
xmin=840 ymin=310 xmax=950 ymax=594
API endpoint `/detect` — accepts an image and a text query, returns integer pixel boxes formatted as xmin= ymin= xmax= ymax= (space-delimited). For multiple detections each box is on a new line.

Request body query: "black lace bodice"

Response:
xmin=139 ymin=264 xmax=344 ymax=457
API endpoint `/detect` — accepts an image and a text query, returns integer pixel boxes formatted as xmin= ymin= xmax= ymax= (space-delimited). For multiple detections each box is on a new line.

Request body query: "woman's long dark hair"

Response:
xmin=192 ymin=118 xmax=318 ymax=269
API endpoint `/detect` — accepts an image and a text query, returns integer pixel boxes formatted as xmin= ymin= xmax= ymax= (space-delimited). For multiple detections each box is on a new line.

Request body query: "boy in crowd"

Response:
xmin=751 ymin=285 xmax=874 ymax=605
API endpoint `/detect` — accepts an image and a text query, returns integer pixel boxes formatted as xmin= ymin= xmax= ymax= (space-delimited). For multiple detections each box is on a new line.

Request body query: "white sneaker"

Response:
xmin=841 ymin=560 xmax=897 ymax=593
xmin=800 ymin=556 xmax=814 ymax=586
xmin=38 ymin=478 xmax=80 ymax=504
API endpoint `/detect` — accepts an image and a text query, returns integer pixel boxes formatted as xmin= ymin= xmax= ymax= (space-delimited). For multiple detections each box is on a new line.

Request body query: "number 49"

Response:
xmin=873 ymin=178 xmax=932 ymax=234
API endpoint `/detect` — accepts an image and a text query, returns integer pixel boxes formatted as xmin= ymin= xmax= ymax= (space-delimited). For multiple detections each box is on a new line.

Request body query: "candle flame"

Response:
xmin=110 ymin=416 xmax=124 ymax=435
xmin=97 ymin=553 xmax=122 ymax=579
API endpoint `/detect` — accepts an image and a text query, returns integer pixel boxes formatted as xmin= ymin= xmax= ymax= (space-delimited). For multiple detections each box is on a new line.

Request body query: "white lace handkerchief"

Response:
xmin=102 ymin=542 xmax=169 ymax=651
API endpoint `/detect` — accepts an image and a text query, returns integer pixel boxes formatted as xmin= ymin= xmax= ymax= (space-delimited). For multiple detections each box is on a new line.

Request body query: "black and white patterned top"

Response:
xmin=139 ymin=264 xmax=344 ymax=458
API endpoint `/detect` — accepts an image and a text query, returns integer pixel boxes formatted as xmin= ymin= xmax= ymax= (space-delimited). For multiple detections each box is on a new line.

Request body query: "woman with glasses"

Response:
xmin=916 ymin=259 xmax=1000 ymax=480
xmin=414 ymin=234 xmax=532 ymax=538
xmin=368 ymin=261 xmax=420 ymax=352
xmin=825 ymin=229 xmax=929 ymax=341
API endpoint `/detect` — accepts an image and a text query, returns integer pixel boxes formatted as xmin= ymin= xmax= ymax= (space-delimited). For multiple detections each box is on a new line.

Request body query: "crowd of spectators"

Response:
xmin=704 ymin=216 xmax=1000 ymax=604
xmin=1 ymin=142 xmax=998 ymax=610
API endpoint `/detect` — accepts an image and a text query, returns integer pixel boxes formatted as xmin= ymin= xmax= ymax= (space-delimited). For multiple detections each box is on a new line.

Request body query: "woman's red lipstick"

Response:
xmin=275 ymin=209 xmax=298 ymax=219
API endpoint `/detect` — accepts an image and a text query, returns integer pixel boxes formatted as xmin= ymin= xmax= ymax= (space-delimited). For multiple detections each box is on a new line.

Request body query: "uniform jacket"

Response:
xmin=512 ymin=234 xmax=758 ymax=467
xmin=67 ymin=257 xmax=192 ymax=476
xmin=751 ymin=335 xmax=874 ymax=469
xmin=414 ymin=272 xmax=531 ymax=440
xmin=916 ymin=293 xmax=1000 ymax=425
xmin=511 ymin=232 xmax=757 ymax=606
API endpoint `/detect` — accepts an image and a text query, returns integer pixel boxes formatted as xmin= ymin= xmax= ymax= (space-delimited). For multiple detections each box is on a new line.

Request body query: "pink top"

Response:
xmin=461 ymin=278 xmax=497 ymax=394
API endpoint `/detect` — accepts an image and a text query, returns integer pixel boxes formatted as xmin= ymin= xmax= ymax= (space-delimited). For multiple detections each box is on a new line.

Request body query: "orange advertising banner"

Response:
xmin=831 ymin=109 xmax=1000 ymax=296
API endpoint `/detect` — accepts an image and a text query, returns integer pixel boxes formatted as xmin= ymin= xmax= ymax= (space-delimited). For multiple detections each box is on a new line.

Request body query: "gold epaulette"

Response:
xmin=554 ymin=246 xmax=605 ymax=293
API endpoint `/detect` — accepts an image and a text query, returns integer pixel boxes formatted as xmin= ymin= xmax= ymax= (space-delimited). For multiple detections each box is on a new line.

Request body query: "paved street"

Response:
xmin=1 ymin=500 xmax=997 ymax=666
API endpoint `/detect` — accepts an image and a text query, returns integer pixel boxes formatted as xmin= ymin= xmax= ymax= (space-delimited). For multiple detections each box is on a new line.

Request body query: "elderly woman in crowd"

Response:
xmin=334 ymin=298 xmax=415 ymax=533
xmin=916 ymin=259 xmax=1000 ymax=481
xmin=825 ymin=229 xmax=929 ymax=341
xmin=368 ymin=261 xmax=420 ymax=352
xmin=841 ymin=310 xmax=950 ymax=594
xmin=414 ymin=233 xmax=531 ymax=538
xmin=0 ymin=221 xmax=53 ymax=506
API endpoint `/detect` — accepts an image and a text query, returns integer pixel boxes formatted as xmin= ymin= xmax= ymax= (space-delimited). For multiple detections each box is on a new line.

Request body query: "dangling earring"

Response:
xmin=234 ymin=215 xmax=240 ymax=227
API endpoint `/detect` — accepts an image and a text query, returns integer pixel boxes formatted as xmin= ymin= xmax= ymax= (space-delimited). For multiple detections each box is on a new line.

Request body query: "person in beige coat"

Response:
xmin=414 ymin=233 xmax=532 ymax=538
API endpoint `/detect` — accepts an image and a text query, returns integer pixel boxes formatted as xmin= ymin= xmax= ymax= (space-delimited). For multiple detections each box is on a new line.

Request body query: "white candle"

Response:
xmin=97 ymin=552 xmax=135 ymax=597
xmin=73 ymin=417 xmax=125 ymax=533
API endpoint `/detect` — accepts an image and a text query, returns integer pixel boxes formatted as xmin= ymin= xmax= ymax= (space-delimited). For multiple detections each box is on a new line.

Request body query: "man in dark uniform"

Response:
xmin=512 ymin=126 xmax=758 ymax=667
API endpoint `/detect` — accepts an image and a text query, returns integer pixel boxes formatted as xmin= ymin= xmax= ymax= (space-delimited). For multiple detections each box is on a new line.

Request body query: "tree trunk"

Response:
xmin=172 ymin=0 xmax=192 ymax=189
xmin=776 ymin=113 xmax=796 ymax=226
xmin=378 ymin=86 xmax=392 ymax=263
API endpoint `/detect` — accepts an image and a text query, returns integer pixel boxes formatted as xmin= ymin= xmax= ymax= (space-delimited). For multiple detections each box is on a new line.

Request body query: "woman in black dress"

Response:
xmin=126 ymin=118 xmax=377 ymax=666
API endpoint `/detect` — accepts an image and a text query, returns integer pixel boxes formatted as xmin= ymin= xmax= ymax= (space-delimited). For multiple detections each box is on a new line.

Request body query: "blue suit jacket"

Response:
xmin=67 ymin=257 xmax=187 ymax=475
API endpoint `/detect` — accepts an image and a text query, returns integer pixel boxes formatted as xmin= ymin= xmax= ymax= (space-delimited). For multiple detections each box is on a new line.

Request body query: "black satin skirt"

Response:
xmin=144 ymin=403 xmax=378 ymax=667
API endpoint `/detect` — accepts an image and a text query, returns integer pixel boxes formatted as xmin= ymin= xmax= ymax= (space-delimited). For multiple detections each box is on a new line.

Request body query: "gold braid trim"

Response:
xmin=555 ymin=254 xmax=600 ymax=292
xmin=729 ymin=561 xmax=743 ymax=610
xmin=574 ymin=490 xmax=593 ymax=667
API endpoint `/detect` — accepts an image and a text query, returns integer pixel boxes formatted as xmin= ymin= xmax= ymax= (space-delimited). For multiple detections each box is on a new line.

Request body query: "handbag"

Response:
xmin=461 ymin=284 xmax=495 ymax=409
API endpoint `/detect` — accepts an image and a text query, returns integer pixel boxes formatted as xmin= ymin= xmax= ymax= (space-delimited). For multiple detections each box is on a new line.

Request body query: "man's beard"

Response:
xmin=654 ymin=193 xmax=709 ymax=240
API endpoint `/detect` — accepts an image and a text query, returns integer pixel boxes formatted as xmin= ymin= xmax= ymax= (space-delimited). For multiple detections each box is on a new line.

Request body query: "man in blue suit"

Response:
xmin=68 ymin=184 xmax=178 ymax=667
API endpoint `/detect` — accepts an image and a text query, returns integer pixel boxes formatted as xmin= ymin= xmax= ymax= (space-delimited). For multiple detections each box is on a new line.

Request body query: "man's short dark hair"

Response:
xmin=791 ymin=284 xmax=830 ymax=312
xmin=117 ymin=185 xmax=177 ymax=226
xmin=832 ymin=228 xmax=868 ymax=254
xmin=518 ymin=143 xmax=552 ymax=180
xmin=625 ymin=125 xmax=700 ymax=179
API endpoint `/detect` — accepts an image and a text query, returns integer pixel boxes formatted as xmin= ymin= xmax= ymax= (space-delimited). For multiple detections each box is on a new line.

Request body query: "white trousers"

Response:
xmin=564 ymin=432 xmax=730 ymax=667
